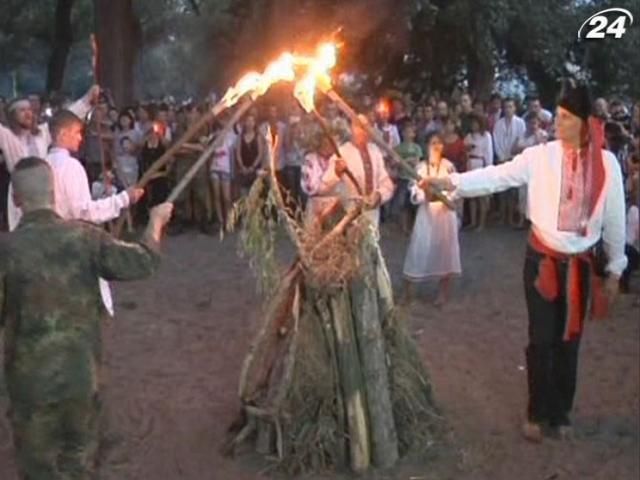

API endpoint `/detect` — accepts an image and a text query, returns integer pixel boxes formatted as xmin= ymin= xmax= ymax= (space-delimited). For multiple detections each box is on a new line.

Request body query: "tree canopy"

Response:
xmin=0 ymin=0 xmax=637 ymax=104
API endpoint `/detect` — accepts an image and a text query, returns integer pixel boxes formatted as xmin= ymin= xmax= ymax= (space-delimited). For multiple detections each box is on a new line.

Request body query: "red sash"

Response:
xmin=529 ymin=231 xmax=608 ymax=341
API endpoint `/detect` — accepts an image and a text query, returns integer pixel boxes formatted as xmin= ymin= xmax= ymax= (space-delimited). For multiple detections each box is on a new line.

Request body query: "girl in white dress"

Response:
xmin=403 ymin=132 xmax=461 ymax=306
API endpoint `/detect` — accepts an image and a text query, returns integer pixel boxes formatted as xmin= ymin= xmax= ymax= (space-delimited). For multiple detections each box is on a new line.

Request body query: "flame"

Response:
xmin=219 ymin=42 xmax=337 ymax=112
xmin=293 ymin=43 xmax=337 ymax=113
xmin=220 ymin=72 xmax=262 ymax=108
xmin=256 ymin=53 xmax=295 ymax=96
xmin=220 ymin=53 xmax=295 ymax=108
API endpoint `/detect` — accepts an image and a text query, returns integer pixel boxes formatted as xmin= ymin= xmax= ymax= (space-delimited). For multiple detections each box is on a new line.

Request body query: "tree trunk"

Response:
xmin=46 ymin=0 xmax=75 ymax=94
xmin=93 ymin=0 xmax=140 ymax=106
xmin=466 ymin=10 xmax=495 ymax=100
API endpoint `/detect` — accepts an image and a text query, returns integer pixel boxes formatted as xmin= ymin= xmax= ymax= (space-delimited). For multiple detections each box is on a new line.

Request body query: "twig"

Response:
xmin=309 ymin=205 xmax=363 ymax=256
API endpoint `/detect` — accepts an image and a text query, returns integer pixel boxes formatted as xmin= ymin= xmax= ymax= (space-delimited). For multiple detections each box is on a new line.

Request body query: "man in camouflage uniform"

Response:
xmin=0 ymin=157 xmax=173 ymax=479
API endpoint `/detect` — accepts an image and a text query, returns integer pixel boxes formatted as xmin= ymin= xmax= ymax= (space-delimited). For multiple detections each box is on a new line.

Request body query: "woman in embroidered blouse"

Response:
xmin=403 ymin=132 xmax=461 ymax=306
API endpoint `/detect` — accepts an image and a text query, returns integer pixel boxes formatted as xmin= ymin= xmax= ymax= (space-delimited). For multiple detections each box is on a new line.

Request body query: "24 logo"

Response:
xmin=577 ymin=8 xmax=634 ymax=40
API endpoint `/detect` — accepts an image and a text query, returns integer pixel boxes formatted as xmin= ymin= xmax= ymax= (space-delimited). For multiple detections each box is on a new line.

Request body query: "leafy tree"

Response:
xmin=0 ymin=0 xmax=637 ymax=104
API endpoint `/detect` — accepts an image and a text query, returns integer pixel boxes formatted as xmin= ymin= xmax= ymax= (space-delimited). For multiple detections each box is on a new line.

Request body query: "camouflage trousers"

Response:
xmin=9 ymin=393 xmax=99 ymax=480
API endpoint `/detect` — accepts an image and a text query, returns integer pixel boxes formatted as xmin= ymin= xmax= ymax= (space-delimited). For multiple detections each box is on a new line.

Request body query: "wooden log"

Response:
xmin=314 ymin=296 xmax=346 ymax=467
xmin=350 ymin=256 xmax=399 ymax=468
xmin=256 ymin=420 xmax=274 ymax=455
xmin=328 ymin=289 xmax=370 ymax=473
xmin=238 ymin=263 xmax=302 ymax=402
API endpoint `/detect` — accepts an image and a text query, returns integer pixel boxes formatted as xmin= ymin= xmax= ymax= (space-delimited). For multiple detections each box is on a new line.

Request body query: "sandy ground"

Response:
xmin=1 ymin=224 xmax=638 ymax=479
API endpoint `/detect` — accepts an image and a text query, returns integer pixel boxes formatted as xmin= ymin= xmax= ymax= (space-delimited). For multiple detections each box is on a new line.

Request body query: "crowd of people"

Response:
xmin=1 ymin=87 xmax=639 ymax=301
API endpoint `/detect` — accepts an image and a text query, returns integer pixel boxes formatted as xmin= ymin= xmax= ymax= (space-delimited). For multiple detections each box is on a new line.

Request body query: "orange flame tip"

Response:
xmin=293 ymin=43 xmax=338 ymax=113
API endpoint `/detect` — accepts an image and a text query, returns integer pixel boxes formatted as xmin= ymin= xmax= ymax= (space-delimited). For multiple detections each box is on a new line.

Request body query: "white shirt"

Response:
xmin=451 ymin=140 xmax=627 ymax=276
xmin=627 ymin=205 xmax=639 ymax=251
xmin=376 ymin=123 xmax=401 ymax=150
xmin=46 ymin=148 xmax=130 ymax=223
xmin=464 ymin=132 xmax=494 ymax=170
xmin=210 ymin=130 xmax=236 ymax=174
xmin=43 ymin=147 xmax=129 ymax=316
xmin=1 ymin=93 xmax=94 ymax=229
xmin=493 ymin=115 xmax=526 ymax=163
xmin=301 ymin=152 xmax=335 ymax=221
xmin=319 ymin=141 xmax=395 ymax=228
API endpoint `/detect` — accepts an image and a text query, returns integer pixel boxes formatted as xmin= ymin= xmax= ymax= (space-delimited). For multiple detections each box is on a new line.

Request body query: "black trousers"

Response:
xmin=523 ymin=246 xmax=590 ymax=426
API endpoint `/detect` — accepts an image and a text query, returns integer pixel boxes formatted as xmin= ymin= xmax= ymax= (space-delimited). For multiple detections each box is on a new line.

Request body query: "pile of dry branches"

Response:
xmin=224 ymin=176 xmax=444 ymax=475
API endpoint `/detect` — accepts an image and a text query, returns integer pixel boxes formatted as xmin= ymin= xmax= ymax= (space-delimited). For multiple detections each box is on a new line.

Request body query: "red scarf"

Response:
xmin=585 ymin=116 xmax=606 ymax=223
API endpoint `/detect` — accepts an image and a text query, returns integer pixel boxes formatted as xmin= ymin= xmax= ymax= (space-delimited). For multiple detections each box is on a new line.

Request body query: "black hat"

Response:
xmin=558 ymin=78 xmax=592 ymax=121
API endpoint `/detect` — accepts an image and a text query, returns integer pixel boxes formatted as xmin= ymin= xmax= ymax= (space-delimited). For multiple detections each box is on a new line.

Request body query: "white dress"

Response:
xmin=403 ymin=159 xmax=461 ymax=281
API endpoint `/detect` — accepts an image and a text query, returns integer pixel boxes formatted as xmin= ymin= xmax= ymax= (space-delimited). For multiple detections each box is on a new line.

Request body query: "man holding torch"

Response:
xmin=421 ymin=80 xmax=627 ymax=442
xmin=317 ymin=116 xmax=395 ymax=229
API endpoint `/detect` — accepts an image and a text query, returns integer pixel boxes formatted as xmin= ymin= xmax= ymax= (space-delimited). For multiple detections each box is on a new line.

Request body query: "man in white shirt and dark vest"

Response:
xmin=423 ymin=80 xmax=627 ymax=442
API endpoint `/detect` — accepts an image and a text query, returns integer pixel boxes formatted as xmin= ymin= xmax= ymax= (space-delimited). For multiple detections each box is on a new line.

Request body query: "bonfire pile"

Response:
xmin=225 ymin=174 xmax=443 ymax=475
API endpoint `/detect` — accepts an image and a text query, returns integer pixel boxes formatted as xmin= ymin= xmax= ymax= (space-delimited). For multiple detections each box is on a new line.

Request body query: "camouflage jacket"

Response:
xmin=0 ymin=209 xmax=160 ymax=405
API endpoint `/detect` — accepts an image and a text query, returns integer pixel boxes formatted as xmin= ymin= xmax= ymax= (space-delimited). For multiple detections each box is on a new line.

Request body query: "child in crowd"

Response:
xmin=116 ymin=136 xmax=140 ymax=188
xmin=210 ymin=124 xmax=237 ymax=232
xmin=394 ymin=122 xmax=423 ymax=234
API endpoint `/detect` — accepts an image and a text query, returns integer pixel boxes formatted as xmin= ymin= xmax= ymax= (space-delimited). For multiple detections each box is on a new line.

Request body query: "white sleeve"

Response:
xmin=451 ymin=148 xmax=530 ymax=198
xmin=409 ymin=163 xmax=426 ymax=204
xmin=318 ymin=155 xmax=341 ymax=195
xmin=602 ymin=155 xmax=628 ymax=276
xmin=516 ymin=118 xmax=527 ymax=144
xmin=390 ymin=125 xmax=401 ymax=148
xmin=66 ymin=90 xmax=94 ymax=120
xmin=0 ymin=123 xmax=26 ymax=172
xmin=374 ymin=146 xmax=395 ymax=204
xmin=409 ymin=180 xmax=425 ymax=205
xmin=64 ymin=160 xmax=130 ymax=224
xmin=301 ymin=154 xmax=320 ymax=196
xmin=484 ymin=133 xmax=494 ymax=167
